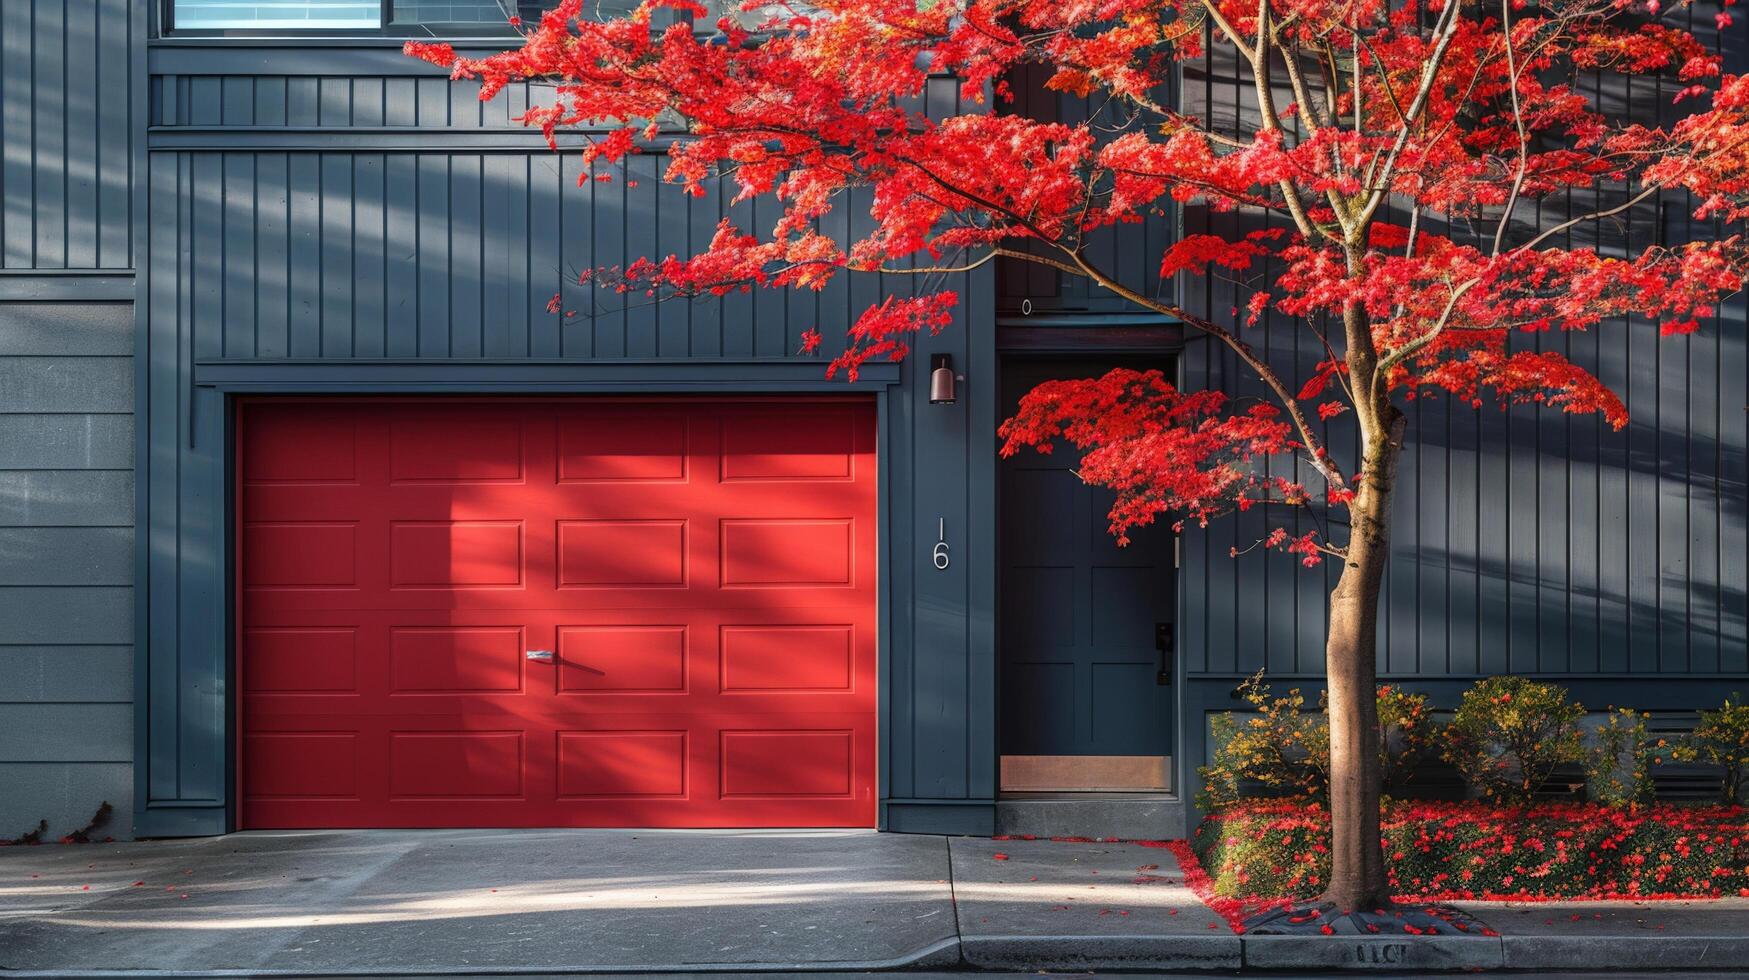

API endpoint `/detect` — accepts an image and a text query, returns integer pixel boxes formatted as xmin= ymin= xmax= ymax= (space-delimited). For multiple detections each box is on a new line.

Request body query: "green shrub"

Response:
xmin=1671 ymin=694 xmax=1749 ymax=804
xmin=1197 ymin=672 xmax=1437 ymax=809
xmin=1192 ymin=799 xmax=1749 ymax=902
xmin=1376 ymin=685 xmax=1437 ymax=788
xmin=1587 ymin=707 xmax=1653 ymax=807
xmin=1199 ymin=673 xmax=1324 ymax=808
xmin=1443 ymin=676 xmax=1585 ymax=803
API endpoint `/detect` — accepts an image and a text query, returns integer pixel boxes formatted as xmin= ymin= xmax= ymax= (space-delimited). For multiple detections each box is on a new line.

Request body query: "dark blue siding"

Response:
xmin=0 ymin=0 xmax=135 ymax=270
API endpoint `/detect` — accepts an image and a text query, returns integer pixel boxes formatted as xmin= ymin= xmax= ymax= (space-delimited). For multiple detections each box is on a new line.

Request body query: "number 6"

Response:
xmin=932 ymin=540 xmax=950 ymax=570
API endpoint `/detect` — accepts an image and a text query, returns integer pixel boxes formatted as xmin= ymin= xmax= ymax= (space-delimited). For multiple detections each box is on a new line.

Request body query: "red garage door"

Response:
xmin=237 ymin=398 xmax=877 ymax=828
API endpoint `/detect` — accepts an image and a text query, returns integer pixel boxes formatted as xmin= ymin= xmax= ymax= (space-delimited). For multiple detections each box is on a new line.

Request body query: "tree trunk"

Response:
xmin=1319 ymin=410 xmax=1405 ymax=912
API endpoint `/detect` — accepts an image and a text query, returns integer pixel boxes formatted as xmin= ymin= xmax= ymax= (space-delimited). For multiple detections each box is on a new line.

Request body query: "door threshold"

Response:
xmin=1000 ymin=791 xmax=1179 ymax=801
xmin=999 ymin=754 xmax=1172 ymax=794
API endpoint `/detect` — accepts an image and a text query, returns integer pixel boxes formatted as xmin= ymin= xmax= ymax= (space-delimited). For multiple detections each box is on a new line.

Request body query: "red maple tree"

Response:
xmin=411 ymin=0 xmax=1749 ymax=909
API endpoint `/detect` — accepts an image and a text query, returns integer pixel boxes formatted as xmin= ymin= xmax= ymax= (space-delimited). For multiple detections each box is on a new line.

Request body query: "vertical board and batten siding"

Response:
xmin=1174 ymin=12 xmax=1747 ymax=811
xmin=0 ymin=0 xmax=135 ymax=270
xmin=0 ymin=0 xmax=137 ymax=840
xmin=996 ymin=63 xmax=1175 ymax=315
xmin=136 ymin=55 xmax=998 ymax=835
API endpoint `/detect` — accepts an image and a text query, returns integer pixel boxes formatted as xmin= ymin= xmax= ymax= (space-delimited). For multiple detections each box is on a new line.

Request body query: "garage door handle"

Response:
xmin=526 ymin=650 xmax=554 ymax=663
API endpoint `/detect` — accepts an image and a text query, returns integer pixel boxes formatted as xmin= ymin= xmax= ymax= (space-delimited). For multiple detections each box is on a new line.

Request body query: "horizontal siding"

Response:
xmin=0 ymin=471 xmax=133 ymax=526
xmin=0 ymin=762 xmax=131 ymax=839
xmin=0 ymin=303 xmax=132 ymax=354
xmin=0 ymin=0 xmax=134 ymax=270
xmin=0 ymin=646 xmax=132 ymax=701
xmin=0 ymin=587 xmax=131 ymax=644
xmin=0 ymin=527 xmax=132 ymax=585
xmin=0 ymin=300 xmax=135 ymax=840
xmin=0 ymin=703 xmax=131 ymax=761
xmin=0 ymin=357 xmax=133 ymax=413
xmin=0 ymin=415 xmax=133 ymax=468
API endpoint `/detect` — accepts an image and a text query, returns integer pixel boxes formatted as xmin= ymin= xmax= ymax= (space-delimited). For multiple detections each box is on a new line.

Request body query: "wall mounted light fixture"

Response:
xmin=929 ymin=353 xmax=957 ymax=404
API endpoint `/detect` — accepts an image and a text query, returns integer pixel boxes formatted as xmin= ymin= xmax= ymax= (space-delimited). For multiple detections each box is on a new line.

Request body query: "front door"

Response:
xmin=998 ymin=358 xmax=1175 ymax=792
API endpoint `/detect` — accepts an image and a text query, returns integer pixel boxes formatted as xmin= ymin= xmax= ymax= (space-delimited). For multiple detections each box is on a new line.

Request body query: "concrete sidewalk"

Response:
xmin=1 ymin=830 xmax=1746 ymax=975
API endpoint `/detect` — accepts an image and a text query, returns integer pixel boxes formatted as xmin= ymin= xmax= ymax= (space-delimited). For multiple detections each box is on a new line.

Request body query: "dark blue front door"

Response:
xmin=998 ymin=357 xmax=1175 ymax=790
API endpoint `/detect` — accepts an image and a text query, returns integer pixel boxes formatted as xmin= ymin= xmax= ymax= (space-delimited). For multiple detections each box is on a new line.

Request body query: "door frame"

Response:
xmin=214 ymin=371 xmax=898 ymax=833
xmin=994 ymin=328 xmax=1187 ymax=796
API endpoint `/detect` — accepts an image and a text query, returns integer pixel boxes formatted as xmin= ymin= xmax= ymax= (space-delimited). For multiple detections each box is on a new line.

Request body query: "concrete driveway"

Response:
xmin=0 ymin=830 xmax=1237 ymax=975
xmin=0 ymin=829 xmax=968 ymax=975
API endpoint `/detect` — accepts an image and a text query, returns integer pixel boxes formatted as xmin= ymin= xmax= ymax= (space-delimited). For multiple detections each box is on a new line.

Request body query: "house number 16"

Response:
xmin=933 ymin=518 xmax=950 ymax=570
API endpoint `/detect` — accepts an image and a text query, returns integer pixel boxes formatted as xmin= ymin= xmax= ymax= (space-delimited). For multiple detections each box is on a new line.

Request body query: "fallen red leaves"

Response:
xmin=1194 ymin=799 xmax=1749 ymax=904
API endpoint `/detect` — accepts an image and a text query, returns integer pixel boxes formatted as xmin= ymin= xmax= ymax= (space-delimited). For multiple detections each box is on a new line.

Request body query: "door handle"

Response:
xmin=526 ymin=649 xmax=554 ymax=663
xmin=1154 ymin=623 xmax=1173 ymax=685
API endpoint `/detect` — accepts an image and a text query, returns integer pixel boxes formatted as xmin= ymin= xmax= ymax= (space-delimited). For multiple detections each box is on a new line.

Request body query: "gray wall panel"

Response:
xmin=0 ymin=471 xmax=133 ymax=526
xmin=0 ymin=303 xmax=132 ymax=354
xmin=0 ymin=763 xmax=131 ymax=840
xmin=0 ymin=587 xmax=131 ymax=644
xmin=0 ymin=357 xmax=133 ymax=413
xmin=0 ymin=527 xmax=132 ymax=585
xmin=0 ymin=704 xmax=131 ymax=761
xmin=0 ymin=647 xmax=132 ymax=702
xmin=0 ymin=415 xmax=132 ymax=469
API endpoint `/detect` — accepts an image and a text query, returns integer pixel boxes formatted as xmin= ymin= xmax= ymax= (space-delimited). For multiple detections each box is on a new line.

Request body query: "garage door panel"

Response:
xmin=719 ymin=408 xmax=863 ymax=482
xmin=243 ymin=733 xmax=362 ymax=800
xmin=242 ymin=409 xmax=361 ymax=485
xmin=719 ymin=625 xmax=857 ymax=693
xmin=719 ymin=730 xmax=857 ymax=799
xmin=555 ymin=519 xmax=688 ymax=588
xmin=556 ymin=730 xmax=689 ymax=799
xmin=388 ymin=406 xmax=526 ymax=485
xmin=386 ymin=731 xmax=527 ymax=800
xmin=242 ymin=627 xmax=361 ymax=694
xmin=388 ymin=626 xmax=527 ymax=694
xmin=388 ymin=520 xmax=527 ymax=590
xmin=240 ymin=398 xmax=876 ymax=829
xmin=556 ymin=410 xmax=691 ymax=484
xmin=243 ymin=522 xmax=361 ymax=589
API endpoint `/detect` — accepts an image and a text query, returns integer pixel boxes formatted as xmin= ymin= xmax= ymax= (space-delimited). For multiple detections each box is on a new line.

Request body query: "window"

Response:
xmin=168 ymin=0 xmax=569 ymax=32
xmin=167 ymin=0 xmax=784 ymax=33
xmin=172 ymin=0 xmax=382 ymax=29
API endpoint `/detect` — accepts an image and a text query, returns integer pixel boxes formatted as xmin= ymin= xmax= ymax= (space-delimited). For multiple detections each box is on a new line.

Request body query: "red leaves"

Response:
xmin=998 ymin=368 xmax=1299 ymax=543
xmin=993 ymin=852 xmax=1011 ymax=861
xmin=826 ymin=293 xmax=959 ymax=382
xmin=1198 ymin=798 xmax=1749 ymax=905
xmin=408 ymin=0 xmax=1749 ymax=592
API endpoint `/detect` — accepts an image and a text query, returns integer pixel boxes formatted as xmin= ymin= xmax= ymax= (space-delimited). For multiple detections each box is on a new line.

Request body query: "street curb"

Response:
xmin=1240 ymin=934 xmax=1503 ymax=971
xmin=0 ymin=936 xmax=966 ymax=978
xmin=1501 ymin=934 xmax=1749 ymax=971
xmin=960 ymin=933 xmax=1243 ymax=971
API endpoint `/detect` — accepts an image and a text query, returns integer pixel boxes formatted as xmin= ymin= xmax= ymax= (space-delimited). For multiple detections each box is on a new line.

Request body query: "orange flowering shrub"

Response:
xmin=1442 ymin=676 xmax=1586 ymax=803
xmin=1194 ymin=799 xmax=1749 ymax=902
xmin=1671 ymin=695 xmax=1749 ymax=804
xmin=1198 ymin=672 xmax=1435 ymax=808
